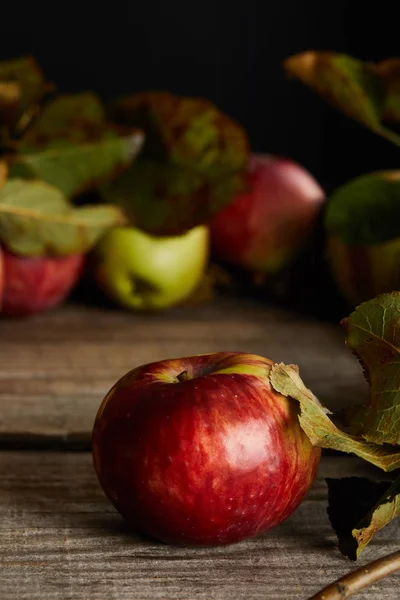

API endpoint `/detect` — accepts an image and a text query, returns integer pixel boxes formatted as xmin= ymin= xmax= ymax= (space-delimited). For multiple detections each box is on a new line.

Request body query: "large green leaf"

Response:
xmin=6 ymin=92 xmax=144 ymax=198
xmin=269 ymin=363 xmax=400 ymax=471
xmin=342 ymin=293 xmax=400 ymax=446
xmin=325 ymin=171 xmax=400 ymax=246
xmin=373 ymin=59 xmax=400 ymax=122
xmin=101 ymin=158 xmax=245 ymax=235
xmin=284 ymin=51 xmax=400 ymax=147
xmin=327 ymin=476 xmax=400 ymax=560
xmin=20 ymin=92 xmax=106 ymax=148
xmin=111 ymin=91 xmax=248 ymax=174
xmin=103 ymin=91 xmax=249 ymax=235
xmin=8 ymin=131 xmax=144 ymax=199
xmin=0 ymin=178 xmax=125 ymax=256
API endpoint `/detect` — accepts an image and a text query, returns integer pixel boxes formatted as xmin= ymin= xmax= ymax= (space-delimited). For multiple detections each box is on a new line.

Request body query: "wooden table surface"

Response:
xmin=0 ymin=299 xmax=398 ymax=599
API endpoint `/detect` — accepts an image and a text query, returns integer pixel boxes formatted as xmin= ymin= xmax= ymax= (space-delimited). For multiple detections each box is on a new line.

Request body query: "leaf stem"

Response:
xmin=377 ymin=126 xmax=400 ymax=149
xmin=307 ymin=550 xmax=400 ymax=599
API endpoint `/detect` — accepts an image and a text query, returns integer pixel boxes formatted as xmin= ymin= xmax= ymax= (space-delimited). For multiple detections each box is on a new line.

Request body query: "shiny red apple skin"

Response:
xmin=209 ymin=154 xmax=325 ymax=273
xmin=92 ymin=352 xmax=321 ymax=546
xmin=1 ymin=247 xmax=85 ymax=317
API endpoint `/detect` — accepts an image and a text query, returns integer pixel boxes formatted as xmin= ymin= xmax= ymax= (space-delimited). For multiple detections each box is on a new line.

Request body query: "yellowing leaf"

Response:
xmin=0 ymin=178 xmax=125 ymax=256
xmin=269 ymin=363 xmax=400 ymax=472
xmin=284 ymin=51 xmax=384 ymax=129
xmin=373 ymin=58 xmax=400 ymax=122
xmin=284 ymin=51 xmax=400 ymax=147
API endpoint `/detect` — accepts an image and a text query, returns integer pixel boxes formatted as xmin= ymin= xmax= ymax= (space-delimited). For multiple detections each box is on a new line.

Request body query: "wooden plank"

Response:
xmin=0 ymin=452 xmax=398 ymax=599
xmin=0 ymin=299 xmax=367 ymax=443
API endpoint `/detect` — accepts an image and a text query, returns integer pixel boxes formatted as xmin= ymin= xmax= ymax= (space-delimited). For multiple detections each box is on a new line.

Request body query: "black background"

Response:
xmin=2 ymin=2 xmax=399 ymax=187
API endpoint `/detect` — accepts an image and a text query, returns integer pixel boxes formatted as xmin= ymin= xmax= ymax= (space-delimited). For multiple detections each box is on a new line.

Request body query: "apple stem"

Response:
xmin=307 ymin=550 xmax=400 ymax=599
xmin=176 ymin=370 xmax=190 ymax=383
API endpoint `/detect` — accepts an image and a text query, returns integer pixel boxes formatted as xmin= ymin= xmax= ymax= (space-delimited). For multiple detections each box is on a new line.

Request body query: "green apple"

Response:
xmin=94 ymin=225 xmax=209 ymax=310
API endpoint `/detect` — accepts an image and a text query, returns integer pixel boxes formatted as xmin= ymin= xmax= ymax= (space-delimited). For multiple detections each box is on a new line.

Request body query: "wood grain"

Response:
xmin=0 ymin=299 xmax=367 ymax=443
xmin=0 ymin=452 xmax=398 ymax=600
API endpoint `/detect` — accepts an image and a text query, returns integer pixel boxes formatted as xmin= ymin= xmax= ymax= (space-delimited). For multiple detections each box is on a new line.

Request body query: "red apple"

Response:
xmin=209 ymin=154 xmax=325 ymax=273
xmin=1 ymin=247 xmax=85 ymax=317
xmin=92 ymin=352 xmax=320 ymax=546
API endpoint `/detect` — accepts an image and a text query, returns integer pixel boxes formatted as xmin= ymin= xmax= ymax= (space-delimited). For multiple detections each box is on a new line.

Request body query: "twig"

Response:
xmin=307 ymin=550 xmax=400 ymax=599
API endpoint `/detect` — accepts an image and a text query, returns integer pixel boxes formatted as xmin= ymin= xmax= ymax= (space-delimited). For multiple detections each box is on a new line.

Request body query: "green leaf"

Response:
xmin=104 ymin=91 xmax=249 ymax=235
xmin=20 ymin=93 xmax=106 ymax=148
xmin=325 ymin=171 xmax=400 ymax=246
xmin=269 ymin=363 xmax=400 ymax=471
xmin=111 ymin=91 xmax=248 ymax=174
xmin=327 ymin=476 xmax=400 ymax=560
xmin=373 ymin=59 xmax=400 ymax=122
xmin=0 ymin=56 xmax=53 ymax=137
xmin=342 ymin=292 xmax=400 ymax=446
xmin=8 ymin=132 xmax=144 ymax=199
xmin=284 ymin=51 xmax=400 ymax=147
xmin=0 ymin=178 xmax=125 ymax=256
xmin=5 ymin=92 xmax=144 ymax=198
xmin=101 ymin=158 xmax=245 ymax=235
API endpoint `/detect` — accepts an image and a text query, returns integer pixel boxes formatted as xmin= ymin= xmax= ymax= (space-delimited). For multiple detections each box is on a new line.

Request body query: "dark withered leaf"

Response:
xmin=0 ymin=56 xmax=53 ymax=137
xmin=327 ymin=476 xmax=400 ymax=560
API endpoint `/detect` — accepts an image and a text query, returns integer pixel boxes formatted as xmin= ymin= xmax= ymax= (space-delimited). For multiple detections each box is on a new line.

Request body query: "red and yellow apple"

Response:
xmin=93 ymin=225 xmax=209 ymax=311
xmin=1 ymin=247 xmax=85 ymax=317
xmin=209 ymin=154 xmax=325 ymax=274
xmin=92 ymin=352 xmax=320 ymax=546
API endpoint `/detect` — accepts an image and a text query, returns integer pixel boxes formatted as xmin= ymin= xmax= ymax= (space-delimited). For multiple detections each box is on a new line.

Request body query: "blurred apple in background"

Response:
xmin=324 ymin=171 xmax=400 ymax=307
xmin=94 ymin=225 xmax=209 ymax=311
xmin=1 ymin=248 xmax=85 ymax=317
xmin=209 ymin=154 xmax=325 ymax=275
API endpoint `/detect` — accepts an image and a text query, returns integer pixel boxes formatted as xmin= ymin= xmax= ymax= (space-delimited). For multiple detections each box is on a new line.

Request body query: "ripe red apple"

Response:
xmin=1 ymin=247 xmax=85 ymax=317
xmin=209 ymin=154 xmax=325 ymax=273
xmin=92 ymin=352 xmax=320 ymax=546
